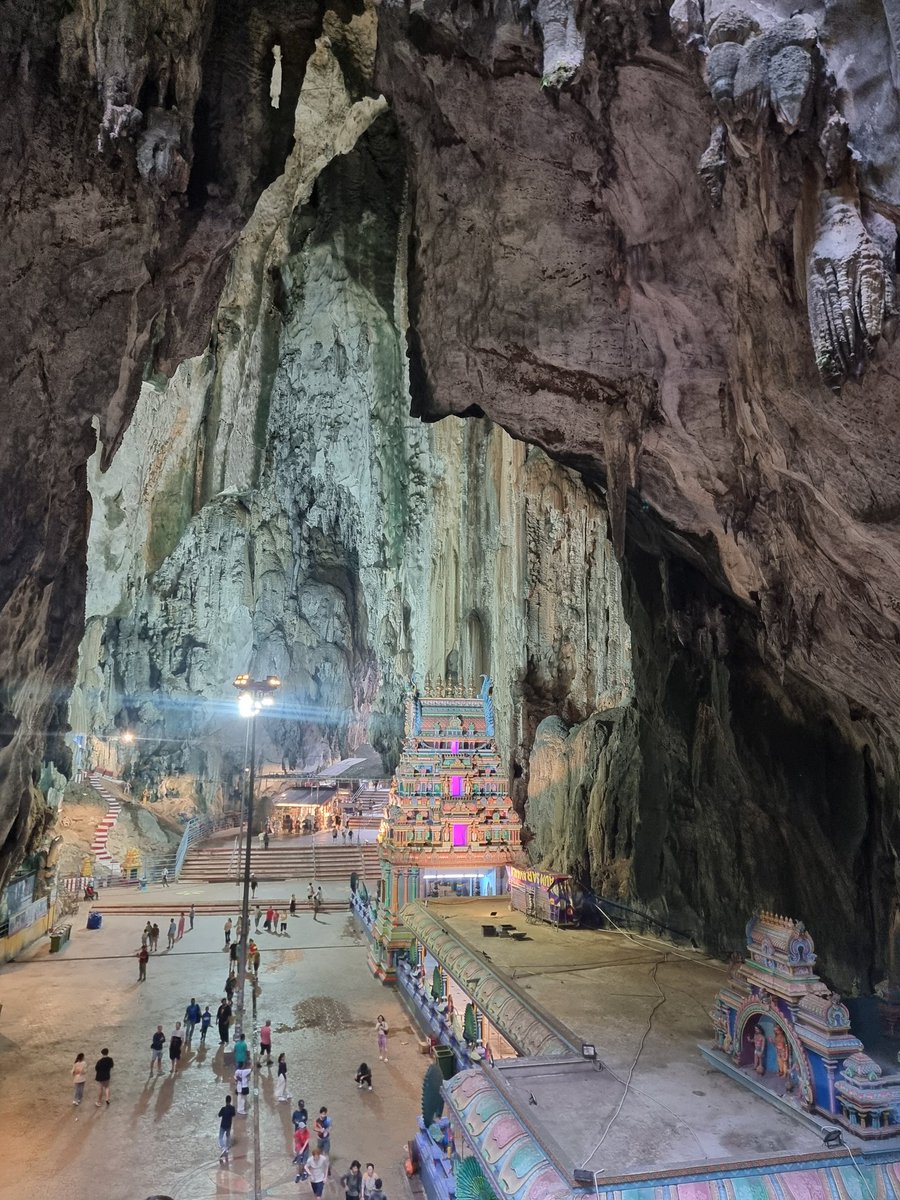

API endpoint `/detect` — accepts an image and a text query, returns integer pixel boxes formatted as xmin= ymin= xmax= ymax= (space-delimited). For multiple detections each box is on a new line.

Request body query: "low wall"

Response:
xmin=0 ymin=901 xmax=56 ymax=963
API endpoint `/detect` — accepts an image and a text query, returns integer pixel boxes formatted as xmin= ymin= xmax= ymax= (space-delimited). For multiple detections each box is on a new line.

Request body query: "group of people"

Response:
xmin=135 ymin=909 xmax=196 ymax=979
xmin=71 ymin=1049 xmax=113 ymax=1107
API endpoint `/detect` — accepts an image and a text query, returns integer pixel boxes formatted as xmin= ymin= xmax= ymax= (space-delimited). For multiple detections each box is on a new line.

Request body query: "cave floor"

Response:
xmin=427 ymin=900 xmax=862 ymax=1178
xmin=0 ymin=889 xmax=421 ymax=1200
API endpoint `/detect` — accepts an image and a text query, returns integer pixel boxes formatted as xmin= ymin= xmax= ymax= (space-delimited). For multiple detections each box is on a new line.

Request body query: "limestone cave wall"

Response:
xmin=3 ymin=0 xmax=900 ymax=991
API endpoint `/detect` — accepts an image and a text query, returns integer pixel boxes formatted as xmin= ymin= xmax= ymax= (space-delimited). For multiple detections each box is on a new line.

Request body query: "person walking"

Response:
xmin=341 ymin=1161 xmax=363 ymax=1200
xmin=149 ymin=1026 xmax=165 ymax=1076
xmin=250 ymin=874 xmax=258 ymax=898
xmin=314 ymin=1106 xmax=332 ymax=1154
xmin=141 ymin=923 xmax=150 ymax=949
xmin=293 ymin=1121 xmax=310 ymax=1180
xmin=306 ymin=1145 xmax=329 ymax=1197
xmin=236 ymin=915 xmax=243 ymax=942
xmin=235 ymin=1063 xmax=252 ymax=1115
xmin=259 ymin=1019 xmax=273 ymax=1065
xmin=167 ymin=918 xmax=177 ymax=950
xmin=254 ymin=905 xmax=262 ymax=931
xmin=275 ymin=1051 xmax=290 ymax=1101
xmin=169 ymin=1022 xmax=184 ymax=1075
xmin=234 ymin=1031 xmax=249 ymax=1071
xmin=292 ymin=1099 xmax=308 ymax=1130
xmin=161 ymin=867 xmax=169 ymax=888
xmin=177 ymin=910 xmax=186 ymax=940
xmin=264 ymin=906 xmax=274 ymax=933
xmin=355 ymin=1062 xmax=373 ymax=1090
xmin=137 ymin=944 xmax=149 ymax=981
xmin=151 ymin=922 xmax=160 ymax=952
xmin=189 ymin=903 xmax=195 ymax=931
xmin=307 ymin=882 xmax=315 ymax=908
xmin=312 ymin=893 xmax=321 ymax=922
xmin=347 ymin=827 xmax=353 ymax=842
xmin=216 ymin=998 xmax=232 ymax=1045
xmin=315 ymin=886 xmax=323 ymax=907
xmin=271 ymin=908 xmax=280 ymax=935
xmin=253 ymin=944 xmax=261 ymax=977
xmin=279 ymin=910 xmax=288 ymax=935
xmin=368 ymin=1178 xmax=386 ymax=1200
xmin=376 ymin=1015 xmax=388 ymax=1062
xmin=184 ymin=998 xmax=201 ymax=1046
xmin=200 ymin=1006 xmax=212 ymax=1044
xmin=289 ymin=893 xmax=297 ymax=917
xmin=224 ymin=972 xmax=236 ymax=1003
xmin=229 ymin=940 xmax=239 ymax=975
xmin=361 ymin=1163 xmax=378 ymax=1200
xmin=224 ymin=917 xmax=232 ymax=947
xmin=263 ymin=830 xmax=269 ymax=850
xmin=72 ymin=1052 xmax=87 ymax=1105
xmin=218 ymin=1094 xmax=237 ymax=1161
xmin=94 ymin=1048 xmax=113 ymax=1106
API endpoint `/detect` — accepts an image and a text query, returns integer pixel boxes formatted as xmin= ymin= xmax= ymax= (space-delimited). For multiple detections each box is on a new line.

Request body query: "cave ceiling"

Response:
xmin=2 ymin=0 xmax=900 ymax=986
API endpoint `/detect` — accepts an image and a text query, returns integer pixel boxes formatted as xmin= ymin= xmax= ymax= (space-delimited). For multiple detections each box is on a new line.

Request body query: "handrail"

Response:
xmin=580 ymin=889 xmax=694 ymax=944
xmin=173 ymin=810 xmax=240 ymax=880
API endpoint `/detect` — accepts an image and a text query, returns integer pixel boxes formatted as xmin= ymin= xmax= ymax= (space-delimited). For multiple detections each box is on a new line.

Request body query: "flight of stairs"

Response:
xmin=87 ymin=772 xmax=124 ymax=868
xmin=179 ymin=840 xmax=381 ymax=884
xmin=346 ymin=787 xmax=389 ymax=831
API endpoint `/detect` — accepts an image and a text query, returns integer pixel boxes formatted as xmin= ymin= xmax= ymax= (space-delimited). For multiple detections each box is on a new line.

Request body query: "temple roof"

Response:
xmin=400 ymin=901 xmax=576 ymax=1058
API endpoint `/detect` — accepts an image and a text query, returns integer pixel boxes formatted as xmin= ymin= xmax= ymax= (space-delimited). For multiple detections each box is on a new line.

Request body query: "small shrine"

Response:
xmin=368 ymin=677 xmax=524 ymax=980
xmin=708 ymin=911 xmax=900 ymax=1137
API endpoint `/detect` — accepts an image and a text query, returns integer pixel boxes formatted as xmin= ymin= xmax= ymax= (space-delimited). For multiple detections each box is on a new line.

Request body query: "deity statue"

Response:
xmin=773 ymin=1025 xmax=790 ymax=1077
xmin=753 ymin=1025 xmax=767 ymax=1074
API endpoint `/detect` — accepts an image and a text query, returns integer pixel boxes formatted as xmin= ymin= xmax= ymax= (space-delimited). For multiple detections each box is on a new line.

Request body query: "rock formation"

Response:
xmin=4 ymin=1 xmax=900 ymax=989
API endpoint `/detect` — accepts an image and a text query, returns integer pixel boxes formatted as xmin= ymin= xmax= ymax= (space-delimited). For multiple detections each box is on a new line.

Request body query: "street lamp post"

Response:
xmin=233 ymin=673 xmax=281 ymax=1034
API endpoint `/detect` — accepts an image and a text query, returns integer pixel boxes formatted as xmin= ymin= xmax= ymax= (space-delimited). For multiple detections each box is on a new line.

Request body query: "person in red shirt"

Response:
xmin=293 ymin=1121 xmax=310 ymax=1181
xmin=265 ymin=907 xmax=275 ymax=932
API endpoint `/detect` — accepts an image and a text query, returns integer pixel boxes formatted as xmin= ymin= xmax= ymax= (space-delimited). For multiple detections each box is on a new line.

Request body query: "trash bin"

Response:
xmin=434 ymin=1044 xmax=457 ymax=1081
xmin=87 ymin=911 xmax=102 ymax=930
xmin=49 ymin=930 xmax=63 ymax=953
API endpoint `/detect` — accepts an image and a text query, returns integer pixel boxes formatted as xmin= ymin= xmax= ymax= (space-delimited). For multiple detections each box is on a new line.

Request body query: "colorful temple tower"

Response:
xmin=368 ymin=677 xmax=524 ymax=981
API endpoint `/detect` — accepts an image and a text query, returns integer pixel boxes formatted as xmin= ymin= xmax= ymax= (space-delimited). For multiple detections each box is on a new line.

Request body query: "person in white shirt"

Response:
xmin=307 ymin=1147 xmax=330 ymax=1198
xmin=234 ymin=1065 xmax=252 ymax=1115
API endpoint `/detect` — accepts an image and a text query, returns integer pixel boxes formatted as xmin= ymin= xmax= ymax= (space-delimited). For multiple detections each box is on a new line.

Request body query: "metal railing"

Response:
xmin=173 ymin=810 xmax=241 ymax=880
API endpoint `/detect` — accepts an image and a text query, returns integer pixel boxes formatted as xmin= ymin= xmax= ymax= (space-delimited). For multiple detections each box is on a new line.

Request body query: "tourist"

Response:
xmin=189 ymin=903 xmax=195 ymax=931
xmin=294 ymin=1121 xmax=311 ymax=1179
xmin=355 ymin=1062 xmax=373 ymax=1090
xmin=315 ymin=886 xmax=323 ymax=907
xmin=177 ymin=910 xmax=185 ymax=940
xmin=376 ymin=1015 xmax=388 ymax=1062
xmin=161 ymin=867 xmax=169 ymax=888
xmin=234 ymin=1031 xmax=249 ymax=1071
xmin=224 ymin=973 xmax=236 ymax=1003
xmin=280 ymin=910 xmax=288 ymax=935
xmin=347 ymin=828 xmax=353 ymax=842
xmin=341 ymin=829 xmax=346 ymax=843
xmin=361 ymin=1163 xmax=378 ymax=1200
xmin=141 ymin=921 xmax=151 ymax=948
xmin=169 ymin=1021 xmax=184 ymax=1075
xmin=368 ymin=1178 xmax=386 ymax=1200
xmin=289 ymin=893 xmax=297 ymax=917
xmin=332 ymin=826 xmax=338 ymax=842
xmin=312 ymin=893 xmax=321 ymax=922
xmin=259 ymin=1019 xmax=273 ymax=1065
xmin=167 ymin=918 xmax=177 ymax=950
xmin=250 ymin=874 xmax=258 ymax=898
xmin=137 ymin=943 xmax=149 ymax=981
xmin=341 ymin=1160 xmax=363 ymax=1200
xmin=151 ymin=922 xmax=160 ymax=951
xmin=149 ymin=1026 xmax=165 ymax=1076
xmin=253 ymin=943 xmax=261 ymax=977
xmin=236 ymin=915 xmax=243 ymax=942
xmin=264 ymin=906 xmax=274 ymax=932
xmin=216 ymin=998 xmax=232 ymax=1045
xmin=218 ymin=1094 xmax=237 ymax=1161
xmin=263 ymin=830 xmax=270 ymax=849
xmin=271 ymin=908 xmax=280 ymax=934
xmin=306 ymin=1145 xmax=329 ymax=1197
xmin=229 ymin=940 xmax=239 ymax=974
xmin=254 ymin=905 xmax=262 ymax=931
xmin=224 ymin=917 xmax=232 ymax=946
xmin=184 ymin=997 xmax=201 ymax=1046
xmin=275 ymin=1051 xmax=290 ymax=1101
xmin=292 ymin=1099 xmax=308 ymax=1130
xmin=307 ymin=882 xmax=315 ymax=908
xmin=235 ymin=1063 xmax=252 ymax=1115
xmin=314 ymin=1106 xmax=332 ymax=1153
xmin=200 ymin=1006 xmax=212 ymax=1043
xmin=94 ymin=1048 xmax=114 ymax=1106
xmin=71 ymin=1052 xmax=87 ymax=1105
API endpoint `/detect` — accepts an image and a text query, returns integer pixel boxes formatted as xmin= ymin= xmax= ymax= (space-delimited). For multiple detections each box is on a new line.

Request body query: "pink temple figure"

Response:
xmin=773 ymin=1026 xmax=790 ymax=1077
xmin=753 ymin=1026 xmax=767 ymax=1074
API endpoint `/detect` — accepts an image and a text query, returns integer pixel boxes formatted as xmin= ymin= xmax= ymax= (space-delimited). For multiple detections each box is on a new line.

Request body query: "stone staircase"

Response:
xmin=179 ymin=840 xmax=381 ymax=884
xmin=346 ymin=786 xmax=389 ymax=830
xmin=86 ymin=772 xmax=124 ymax=868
